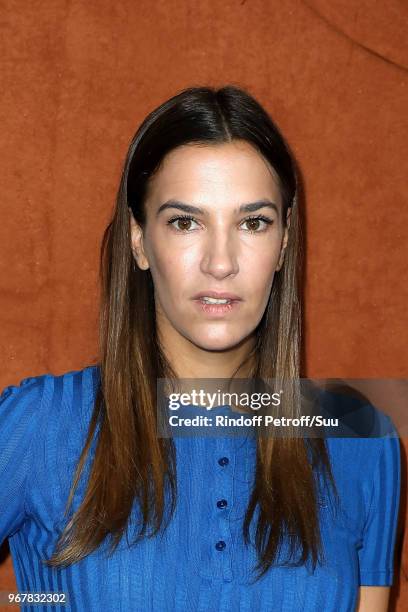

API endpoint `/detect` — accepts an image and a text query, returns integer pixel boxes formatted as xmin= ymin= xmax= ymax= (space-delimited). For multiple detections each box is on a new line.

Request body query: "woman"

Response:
xmin=0 ymin=85 xmax=401 ymax=611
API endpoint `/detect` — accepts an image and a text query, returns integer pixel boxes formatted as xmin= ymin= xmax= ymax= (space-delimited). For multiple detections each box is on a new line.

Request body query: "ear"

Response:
xmin=129 ymin=207 xmax=150 ymax=270
xmin=276 ymin=207 xmax=291 ymax=272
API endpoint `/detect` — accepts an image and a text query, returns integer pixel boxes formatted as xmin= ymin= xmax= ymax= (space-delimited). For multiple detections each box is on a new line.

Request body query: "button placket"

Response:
xmin=211 ymin=435 xmax=235 ymax=581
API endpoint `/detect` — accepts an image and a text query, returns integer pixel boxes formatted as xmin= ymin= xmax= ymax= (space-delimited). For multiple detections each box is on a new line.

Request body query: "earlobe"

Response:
xmin=276 ymin=243 xmax=286 ymax=272
xmin=129 ymin=209 xmax=150 ymax=271
xmin=276 ymin=248 xmax=286 ymax=272
xmin=276 ymin=212 xmax=291 ymax=272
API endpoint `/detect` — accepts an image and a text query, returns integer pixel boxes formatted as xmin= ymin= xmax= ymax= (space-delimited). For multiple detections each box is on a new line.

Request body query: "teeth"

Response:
xmin=201 ymin=297 xmax=231 ymax=304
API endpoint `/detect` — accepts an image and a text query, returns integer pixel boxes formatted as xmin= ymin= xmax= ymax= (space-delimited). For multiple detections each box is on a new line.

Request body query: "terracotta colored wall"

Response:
xmin=0 ymin=1 xmax=407 ymax=609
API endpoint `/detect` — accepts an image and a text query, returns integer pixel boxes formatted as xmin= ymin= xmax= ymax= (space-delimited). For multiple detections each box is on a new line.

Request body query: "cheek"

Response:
xmin=148 ymin=248 xmax=195 ymax=298
xmin=242 ymin=247 xmax=281 ymax=285
xmin=146 ymin=229 xmax=198 ymax=273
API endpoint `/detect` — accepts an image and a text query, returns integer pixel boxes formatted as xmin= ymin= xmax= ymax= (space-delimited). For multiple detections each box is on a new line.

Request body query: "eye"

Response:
xmin=240 ymin=215 xmax=274 ymax=233
xmin=167 ymin=215 xmax=200 ymax=232
xmin=166 ymin=214 xmax=274 ymax=233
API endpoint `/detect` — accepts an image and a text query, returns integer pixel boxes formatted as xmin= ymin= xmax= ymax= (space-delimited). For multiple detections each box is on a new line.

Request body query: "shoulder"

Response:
xmin=324 ymin=408 xmax=400 ymax=539
xmin=315 ymin=385 xmax=400 ymax=479
xmin=0 ymin=365 xmax=101 ymax=539
xmin=0 ymin=372 xmax=48 ymax=442
xmin=0 ymin=364 xmax=101 ymax=435
xmin=325 ymin=408 xmax=400 ymax=473
xmin=0 ymin=364 xmax=100 ymax=404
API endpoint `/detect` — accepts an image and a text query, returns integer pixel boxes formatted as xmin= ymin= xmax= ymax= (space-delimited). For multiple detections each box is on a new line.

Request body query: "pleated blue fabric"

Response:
xmin=0 ymin=365 xmax=401 ymax=611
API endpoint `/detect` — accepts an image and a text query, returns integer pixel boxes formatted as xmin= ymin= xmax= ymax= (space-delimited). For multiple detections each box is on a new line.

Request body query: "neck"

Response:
xmin=157 ymin=322 xmax=256 ymax=381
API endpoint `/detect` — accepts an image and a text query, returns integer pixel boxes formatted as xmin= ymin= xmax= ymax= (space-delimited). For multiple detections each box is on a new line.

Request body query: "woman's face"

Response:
xmin=130 ymin=140 xmax=290 ymax=353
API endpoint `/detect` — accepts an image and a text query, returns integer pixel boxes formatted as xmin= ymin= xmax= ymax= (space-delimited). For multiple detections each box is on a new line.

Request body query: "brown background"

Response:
xmin=0 ymin=0 xmax=407 ymax=609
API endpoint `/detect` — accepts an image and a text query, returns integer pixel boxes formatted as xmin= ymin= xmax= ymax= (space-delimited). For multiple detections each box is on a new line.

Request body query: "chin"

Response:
xmin=188 ymin=330 xmax=250 ymax=353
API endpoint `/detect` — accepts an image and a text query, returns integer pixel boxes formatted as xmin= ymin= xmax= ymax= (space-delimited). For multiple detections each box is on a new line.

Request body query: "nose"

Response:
xmin=199 ymin=230 xmax=239 ymax=279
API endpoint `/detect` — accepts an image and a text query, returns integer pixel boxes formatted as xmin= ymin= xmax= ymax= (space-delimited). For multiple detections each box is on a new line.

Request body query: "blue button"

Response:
xmin=218 ymin=457 xmax=229 ymax=466
xmin=215 ymin=540 xmax=226 ymax=551
xmin=216 ymin=499 xmax=228 ymax=509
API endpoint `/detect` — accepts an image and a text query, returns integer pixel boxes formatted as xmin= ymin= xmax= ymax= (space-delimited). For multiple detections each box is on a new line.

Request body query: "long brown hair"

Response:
xmin=45 ymin=85 xmax=339 ymax=580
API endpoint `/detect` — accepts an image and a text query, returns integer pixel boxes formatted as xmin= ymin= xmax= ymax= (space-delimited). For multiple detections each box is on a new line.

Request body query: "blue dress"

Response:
xmin=0 ymin=365 xmax=401 ymax=611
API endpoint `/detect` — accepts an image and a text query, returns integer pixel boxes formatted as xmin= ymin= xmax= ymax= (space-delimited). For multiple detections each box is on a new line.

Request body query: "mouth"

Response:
xmin=192 ymin=291 xmax=243 ymax=303
xmin=199 ymin=297 xmax=236 ymax=305
xmin=192 ymin=296 xmax=242 ymax=316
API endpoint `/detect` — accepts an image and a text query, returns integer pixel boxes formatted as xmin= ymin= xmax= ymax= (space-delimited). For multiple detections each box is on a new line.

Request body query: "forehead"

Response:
xmin=145 ymin=140 xmax=283 ymax=209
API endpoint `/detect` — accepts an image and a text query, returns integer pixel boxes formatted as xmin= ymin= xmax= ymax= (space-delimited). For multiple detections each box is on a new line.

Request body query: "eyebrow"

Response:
xmin=156 ymin=198 xmax=280 ymax=217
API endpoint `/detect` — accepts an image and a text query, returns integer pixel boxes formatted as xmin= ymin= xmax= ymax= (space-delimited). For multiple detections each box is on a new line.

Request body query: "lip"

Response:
xmin=192 ymin=291 xmax=243 ymax=301
xmin=192 ymin=299 xmax=242 ymax=316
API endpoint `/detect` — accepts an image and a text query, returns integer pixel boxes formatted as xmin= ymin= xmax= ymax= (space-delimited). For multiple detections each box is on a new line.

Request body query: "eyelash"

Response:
xmin=166 ymin=214 xmax=274 ymax=234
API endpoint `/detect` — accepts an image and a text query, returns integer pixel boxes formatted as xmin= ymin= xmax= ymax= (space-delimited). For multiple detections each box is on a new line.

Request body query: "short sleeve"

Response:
xmin=357 ymin=418 xmax=401 ymax=586
xmin=0 ymin=376 xmax=45 ymax=544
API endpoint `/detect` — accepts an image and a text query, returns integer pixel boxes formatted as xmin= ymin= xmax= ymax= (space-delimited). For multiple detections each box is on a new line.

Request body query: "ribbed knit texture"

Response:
xmin=0 ymin=365 xmax=401 ymax=611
